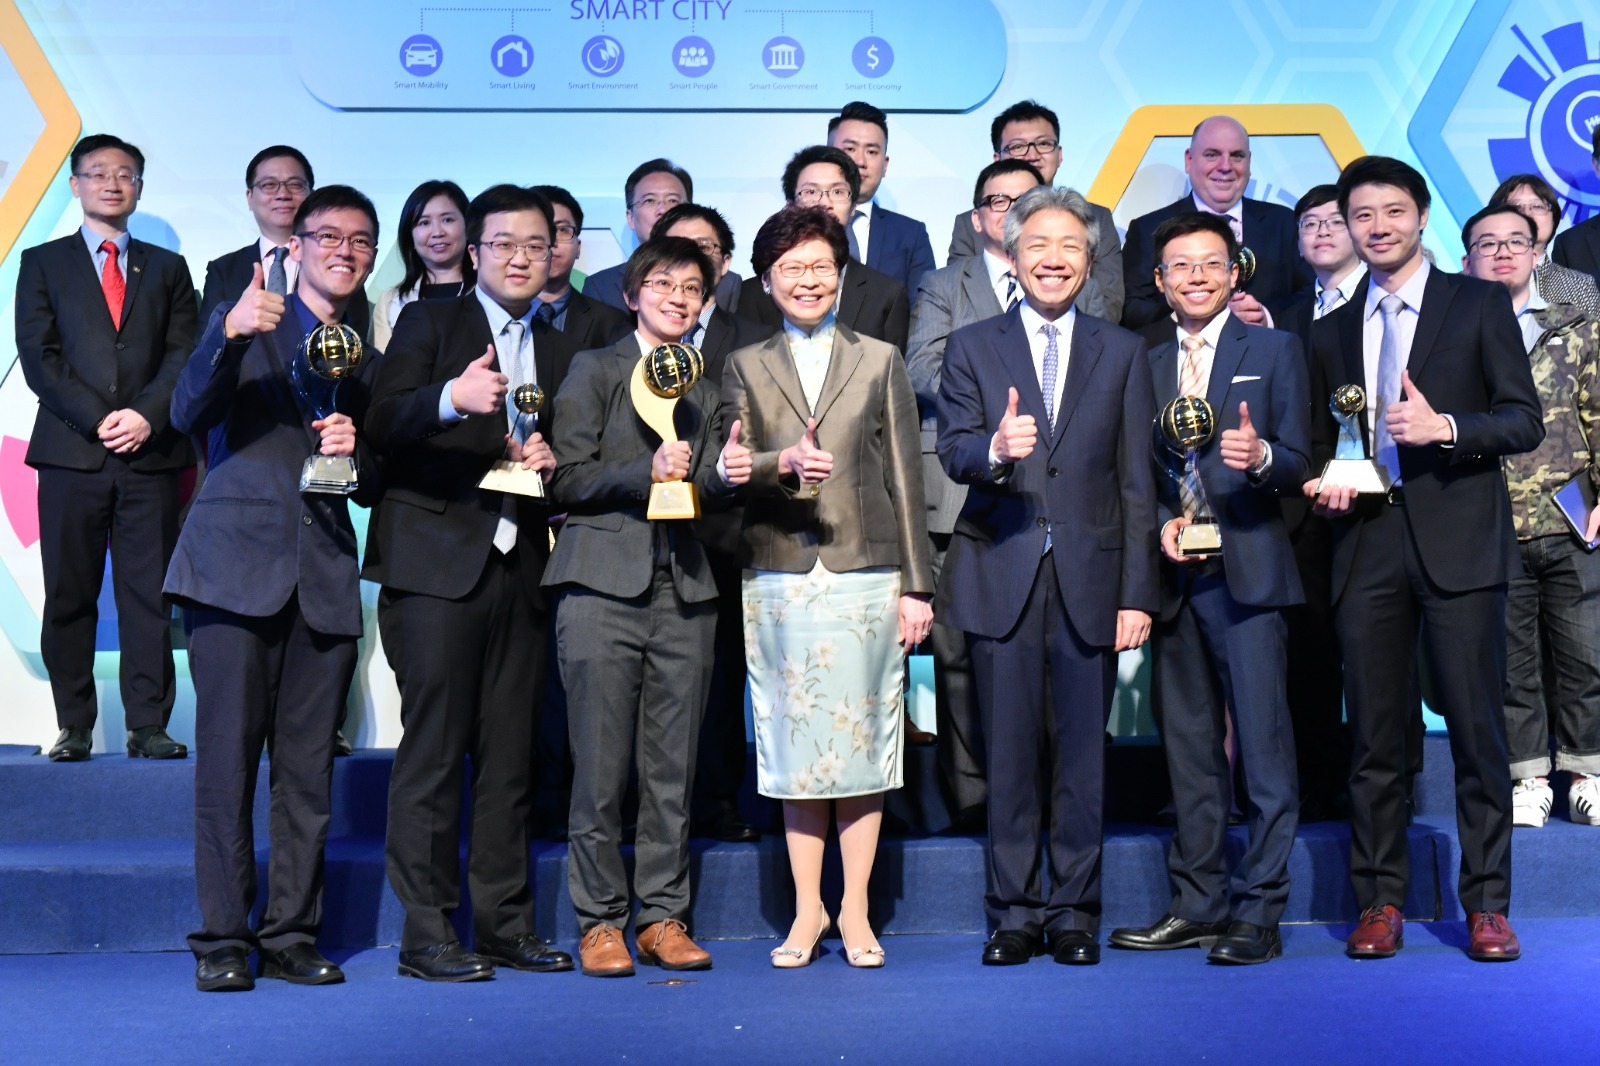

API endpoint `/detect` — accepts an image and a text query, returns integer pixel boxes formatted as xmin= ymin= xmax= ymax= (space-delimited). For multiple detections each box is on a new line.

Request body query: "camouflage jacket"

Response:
xmin=1504 ymin=301 xmax=1600 ymax=539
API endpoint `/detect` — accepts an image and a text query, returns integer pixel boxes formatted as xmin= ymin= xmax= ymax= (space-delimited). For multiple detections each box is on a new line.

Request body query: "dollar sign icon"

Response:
xmin=866 ymin=44 xmax=879 ymax=70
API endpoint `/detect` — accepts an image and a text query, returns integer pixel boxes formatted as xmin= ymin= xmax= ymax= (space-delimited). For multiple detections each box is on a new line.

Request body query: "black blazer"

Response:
xmin=699 ymin=304 xmax=777 ymax=387
xmin=361 ymin=293 xmax=578 ymax=605
xmin=736 ymin=258 xmax=910 ymax=355
xmin=1552 ymin=218 xmax=1600 ymax=283
xmin=1273 ymin=289 xmax=1318 ymax=534
xmin=558 ymin=289 xmax=632 ymax=350
xmin=14 ymin=233 xmax=197 ymax=472
xmin=1309 ymin=270 xmax=1543 ymax=598
xmin=201 ymin=242 xmax=373 ymax=343
xmin=1121 ymin=196 xmax=1312 ymax=331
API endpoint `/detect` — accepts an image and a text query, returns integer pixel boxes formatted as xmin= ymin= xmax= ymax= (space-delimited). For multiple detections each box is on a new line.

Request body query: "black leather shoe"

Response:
xmin=47 ymin=727 xmax=91 ymax=762
xmin=1050 ymin=930 xmax=1101 ymax=966
xmin=195 ymin=947 xmax=254 ymax=992
xmin=694 ymin=808 xmax=760 ymax=843
xmin=398 ymin=942 xmax=495 ymax=982
xmin=1109 ymin=914 xmax=1230 ymax=950
xmin=1207 ymin=921 xmax=1282 ymax=965
xmin=260 ymin=942 xmax=345 ymax=984
xmin=127 ymin=726 xmax=187 ymax=759
xmin=332 ymin=729 xmax=353 ymax=757
xmin=981 ymin=929 xmax=1043 ymax=966
xmin=476 ymin=932 xmax=574 ymax=972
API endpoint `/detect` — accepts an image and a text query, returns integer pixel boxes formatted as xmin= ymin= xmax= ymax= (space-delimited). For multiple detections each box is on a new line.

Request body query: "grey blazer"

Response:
xmin=946 ymin=199 xmax=1124 ymax=322
xmin=721 ymin=322 xmax=934 ymax=594
xmin=542 ymin=337 xmax=733 ymax=603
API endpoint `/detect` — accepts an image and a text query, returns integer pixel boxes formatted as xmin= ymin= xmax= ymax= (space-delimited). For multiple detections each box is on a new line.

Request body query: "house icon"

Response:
xmin=495 ymin=38 xmax=530 ymax=73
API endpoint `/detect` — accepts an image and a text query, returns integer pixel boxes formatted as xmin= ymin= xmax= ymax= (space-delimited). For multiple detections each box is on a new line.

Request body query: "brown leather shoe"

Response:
xmin=636 ymin=919 xmax=712 ymax=971
xmin=578 ymin=924 xmax=634 ymax=977
xmin=1346 ymin=904 xmax=1403 ymax=958
xmin=1466 ymin=912 xmax=1521 ymax=962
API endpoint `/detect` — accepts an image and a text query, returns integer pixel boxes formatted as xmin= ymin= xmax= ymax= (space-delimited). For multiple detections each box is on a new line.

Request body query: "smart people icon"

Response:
xmin=674 ymin=35 xmax=715 ymax=78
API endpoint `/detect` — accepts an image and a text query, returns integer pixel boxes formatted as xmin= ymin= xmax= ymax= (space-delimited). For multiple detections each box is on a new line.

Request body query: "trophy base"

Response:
xmin=478 ymin=460 xmax=546 ymax=498
xmin=1317 ymin=458 xmax=1391 ymax=495
xmin=300 ymin=455 xmax=358 ymax=495
xmin=1177 ymin=519 xmax=1222 ymax=557
xmin=648 ymin=479 xmax=700 ymax=520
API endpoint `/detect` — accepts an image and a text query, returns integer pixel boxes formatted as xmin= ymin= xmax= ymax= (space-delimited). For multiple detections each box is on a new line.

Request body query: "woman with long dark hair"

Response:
xmin=373 ymin=180 xmax=474 ymax=349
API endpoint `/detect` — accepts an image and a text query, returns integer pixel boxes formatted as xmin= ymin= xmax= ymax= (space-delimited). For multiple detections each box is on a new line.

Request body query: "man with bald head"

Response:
xmin=1121 ymin=115 xmax=1311 ymax=333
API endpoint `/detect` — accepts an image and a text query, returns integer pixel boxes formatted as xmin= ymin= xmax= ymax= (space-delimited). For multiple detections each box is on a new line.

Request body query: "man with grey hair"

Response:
xmin=1120 ymin=115 xmax=1311 ymax=334
xmin=936 ymin=184 xmax=1158 ymax=967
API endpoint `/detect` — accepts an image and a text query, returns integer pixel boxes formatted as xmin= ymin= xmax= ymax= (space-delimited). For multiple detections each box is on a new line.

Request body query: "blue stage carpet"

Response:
xmin=4 ymin=922 xmax=1599 ymax=1064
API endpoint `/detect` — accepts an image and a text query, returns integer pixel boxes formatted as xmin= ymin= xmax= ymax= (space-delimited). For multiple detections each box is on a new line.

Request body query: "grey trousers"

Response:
xmin=557 ymin=567 xmax=716 ymax=931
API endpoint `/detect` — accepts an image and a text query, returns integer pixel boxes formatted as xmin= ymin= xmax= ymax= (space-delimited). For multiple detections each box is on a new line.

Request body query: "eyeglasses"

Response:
xmin=1159 ymin=259 xmax=1231 ymax=277
xmin=630 ymin=194 xmax=683 ymax=212
xmin=640 ymin=277 xmax=706 ymax=300
xmin=478 ymin=238 xmax=552 ymax=262
xmin=297 ymin=230 xmax=376 ymax=254
xmin=795 ymin=185 xmax=854 ymax=206
xmin=999 ymin=138 xmax=1059 ymax=159
xmin=1297 ymin=216 xmax=1348 ymax=235
xmin=1505 ymin=200 xmax=1553 ymax=216
xmin=683 ymin=237 xmax=722 ymax=256
xmin=75 ymin=169 xmax=140 ymax=186
xmin=977 ymin=192 xmax=1026 ymax=213
xmin=251 ymin=178 xmax=310 ymax=196
xmin=553 ymin=223 xmax=579 ymax=244
xmin=1468 ymin=235 xmax=1534 ymax=257
xmin=772 ymin=260 xmax=839 ymax=279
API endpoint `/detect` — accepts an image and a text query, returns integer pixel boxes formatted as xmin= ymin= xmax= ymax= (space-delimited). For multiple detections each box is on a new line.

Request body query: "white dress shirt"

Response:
xmin=784 ymin=313 xmax=837 ymax=412
xmin=983 ymin=249 xmax=1016 ymax=310
xmin=850 ymin=207 xmax=871 ymax=266
xmin=988 ymin=301 xmax=1075 ymax=469
xmin=1313 ymin=263 xmax=1367 ymax=319
xmin=1175 ymin=308 xmax=1271 ymax=476
xmin=1514 ymin=285 xmax=1548 ymax=355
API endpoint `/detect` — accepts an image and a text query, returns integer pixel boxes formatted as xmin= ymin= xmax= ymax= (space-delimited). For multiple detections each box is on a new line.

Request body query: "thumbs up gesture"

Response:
xmin=779 ymin=418 xmax=834 ymax=484
xmin=222 ymin=261 xmax=285 ymax=340
xmin=992 ymin=386 xmax=1037 ymax=464
xmin=1385 ymin=370 xmax=1453 ymax=446
xmin=1220 ymin=400 xmax=1265 ymax=471
xmin=449 ymin=345 xmax=509 ymax=417
xmin=720 ymin=418 xmax=752 ymax=486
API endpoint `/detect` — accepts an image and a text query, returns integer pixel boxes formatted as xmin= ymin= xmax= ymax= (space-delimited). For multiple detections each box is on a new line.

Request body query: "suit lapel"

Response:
xmin=1405 ymin=268 xmax=1452 ymax=382
xmin=266 ymin=313 xmax=323 ymax=449
xmin=760 ymin=330 xmax=812 ymax=422
xmin=811 ymin=323 xmax=865 ymax=425
xmin=1205 ymin=314 xmax=1249 ymax=411
xmin=66 ymin=237 xmax=117 ymax=330
xmin=866 ymin=205 xmax=885 ymax=271
xmin=996 ymin=309 xmax=1047 ymax=429
xmin=838 ymin=259 xmax=867 ymax=327
xmin=962 ymin=256 xmax=1002 ymax=319
xmin=119 ymin=242 xmax=149 ymax=331
xmin=1151 ymin=338 xmax=1179 ymax=407
xmin=1050 ymin=314 xmax=1103 ymax=456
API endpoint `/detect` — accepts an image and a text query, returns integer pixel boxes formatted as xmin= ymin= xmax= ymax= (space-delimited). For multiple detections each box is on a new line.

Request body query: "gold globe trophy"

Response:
xmin=630 ymin=341 xmax=705 ymax=520
xmin=1235 ymin=245 xmax=1257 ymax=286
xmin=477 ymin=382 xmax=548 ymax=497
xmin=1315 ymin=383 xmax=1390 ymax=494
xmin=294 ymin=322 xmax=364 ymax=494
xmin=1158 ymin=394 xmax=1222 ymax=556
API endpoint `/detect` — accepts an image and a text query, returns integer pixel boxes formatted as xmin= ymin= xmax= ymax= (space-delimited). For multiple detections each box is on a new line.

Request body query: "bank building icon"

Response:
xmin=765 ymin=38 xmax=803 ymax=75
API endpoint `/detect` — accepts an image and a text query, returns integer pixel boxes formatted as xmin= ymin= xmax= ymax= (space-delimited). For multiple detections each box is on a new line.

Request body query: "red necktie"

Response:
xmin=100 ymin=240 xmax=125 ymax=330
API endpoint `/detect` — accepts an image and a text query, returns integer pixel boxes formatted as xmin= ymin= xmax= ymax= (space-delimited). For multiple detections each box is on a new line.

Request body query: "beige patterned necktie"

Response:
xmin=1177 ymin=335 xmax=1208 ymax=519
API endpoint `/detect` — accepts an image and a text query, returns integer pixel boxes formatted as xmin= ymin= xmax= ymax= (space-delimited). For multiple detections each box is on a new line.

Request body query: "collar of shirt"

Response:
xmin=289 ymin=293 xmax=322 ymax=337
xmin=782 ymin=311 xmax=837 ymax=348
xmin=543 ymin=288 xmax=573 ymax=318
xmin=1516 ymin=285 xmax=1549 ymax=355
xmin=81 ymin=225 xmax=128 ymax=264
xmin=1364 ymin=258 xmax=1430 ymax=321
xmin=689 ymin=298 xmax=715 ymax=340
xmin=258 ymin=235 xmax=298 ymax=290
xmin=1316 ymin=263 xmax=1367 ymax=309
xmin=1190 ymin=193 xmax=1242 ymax=226
xmin=1177 ymin=307 xmax=1232 ymax=353
xmin=1018 ymin=301 xmax=1076 ymax=385
xmin=982 ymin=249 xmax=1012 ymax=292
xmin=474 ymin=285 xmax=535 ymax=339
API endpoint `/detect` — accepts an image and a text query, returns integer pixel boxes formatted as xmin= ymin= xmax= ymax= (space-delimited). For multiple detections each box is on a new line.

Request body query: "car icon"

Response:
xmin=404 ymin=43 xmax=439 ymax=68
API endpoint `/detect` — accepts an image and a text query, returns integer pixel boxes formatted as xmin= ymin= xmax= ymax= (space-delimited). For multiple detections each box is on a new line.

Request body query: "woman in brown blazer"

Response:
xmin=721 ymin=205 xmax=933 ymax=968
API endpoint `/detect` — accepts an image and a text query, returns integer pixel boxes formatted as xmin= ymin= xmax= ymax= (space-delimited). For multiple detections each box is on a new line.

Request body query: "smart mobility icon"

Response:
xmin=583 ymin=35 xmax=625 ymax=77
xmin=852 ymin=37 xmax=893 ymax=79
xmin=763 ymin=36 xmax=804 ymax=78
xmin=674 ymin=36 xmax=714 ymax=78
xmin=491 ymin=34 xmax=533 ymax=78
xmin=400 ymin=34 xmax=443 ymax=75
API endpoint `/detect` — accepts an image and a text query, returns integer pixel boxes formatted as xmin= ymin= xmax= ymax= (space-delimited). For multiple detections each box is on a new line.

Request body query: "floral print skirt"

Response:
xmin=743 ymin=560 xmax=904 ymax=800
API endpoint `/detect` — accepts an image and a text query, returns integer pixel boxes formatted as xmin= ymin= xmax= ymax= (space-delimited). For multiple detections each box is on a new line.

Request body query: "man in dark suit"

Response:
xmin=738 ymin=146 xmax=910 ymax=354
xmin=364 ymin=184 xmax=576 ymax=982
xmin=1121 ymin=116 xmax=1313 ymax=334
xmin=199 ymin=146 xmax=372 ymax=344
xmin=530 ymin=184 xmax=632 ymax=349
xmin=1551 ymin=128 xmax=1600 ymax=281
xmin=654 ymin=203 xmax=774 ymax=844
xmin=1107 ymin=213 xmax=1309 ymax=965
xmin=1310 ymin=157 xmax=1542 ymax=962
xmin=826 ymin=101 xmax=936 ymax=297
xmin=906 ymin=158 xmax=1044 ymax=826
xmin=545 ymin=237 xmax=746 ymax=977
xmin=947 ymin=100 xmax=1123 ymax=322
xmin=937 ymin=185 xmax=1158 ymax=967
xmin=15 ymin=133 xmax=196 ymax=762
xmin=169 ymin=185 xmax=382 ymax=993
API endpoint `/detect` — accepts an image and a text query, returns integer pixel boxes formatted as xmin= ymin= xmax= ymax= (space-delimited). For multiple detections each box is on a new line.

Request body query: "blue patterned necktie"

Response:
xmin=501 ymin=318 xmax=528 ymax=441
xmin=1040 ymin=321 xmax=1060 ymax=431
xmin=1374 ymin=294 xmax=1404 ymax=482
xmin=1003 ymin=271 xmax=1020 ymax=312
xmin=266 ymin=246 xmax=288 ymax=296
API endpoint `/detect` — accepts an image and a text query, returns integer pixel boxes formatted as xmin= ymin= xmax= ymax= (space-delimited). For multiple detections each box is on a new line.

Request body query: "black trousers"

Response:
xmin=970 ymin=558 xmax=1115 ymax=938
xmin=37 ymin=462 xmax=179 ymax=731
xmin=186 ymin=595 xmax=354 ymax=956
xmin=1285 ymin=514 xmax=1349 ymax=806
xmin=380 ymin=550 xmax=547 ymax=950
xmin=691 ymin=549 xmax=749 ymax=825
xmin=1337 ymin=501 xmax=1513 ymax=915
xmin=930 ymin=532 xmax=985 ymax=817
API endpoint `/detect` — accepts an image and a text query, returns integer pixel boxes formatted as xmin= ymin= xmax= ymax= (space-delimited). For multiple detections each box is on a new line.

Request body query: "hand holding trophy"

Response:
xmin=478 ymin=382 xmax=549 ymax=497
xmin=1158 ymin=394 xmax=1222 ymax=556
xmin=293 ymin=322 xmax=364 ymax=494
xmin=630 ymin=341 xmax=705 ymax=519
xmin=1315 ymin=384 xmax=1390 ymax=494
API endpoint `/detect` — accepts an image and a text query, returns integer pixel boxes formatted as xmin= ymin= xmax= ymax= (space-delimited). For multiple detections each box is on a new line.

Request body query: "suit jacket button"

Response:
xmin=303 ymin=515 xmax=313 ymax=526
xmin=115 ymin=343 xmax=126 ymax=351
xmin=1048 ymin=467 xmax=1058 ymax=477
xmin=108 ymin=384 xmax=117 ymax=394
xmin=1036 ymin=517 xmax=1047 ymax=527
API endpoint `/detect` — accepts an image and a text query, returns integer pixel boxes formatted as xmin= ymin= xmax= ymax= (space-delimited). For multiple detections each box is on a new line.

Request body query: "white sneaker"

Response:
xmin=1512 ymin=778 xmax=1552 ymax=828
xmin=1569 ymin=776 xmax=1600 ymax=826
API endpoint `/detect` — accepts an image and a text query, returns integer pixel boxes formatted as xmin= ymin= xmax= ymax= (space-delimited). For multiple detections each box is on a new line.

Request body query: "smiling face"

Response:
xmin=767 ymin=237 xmax=841 ymax=332
xmin=994 ymin=117 xmax=1061 ymax=185
xmin=970 ymin=169 xmax=1043 ymax=254
xmin=626 ymin=260 xmax=708 ymax=348
xmin=289 ymin=206 xmax=376 ymax=306
xmin=69 ymin=147 xmax=142 ymax=231
xmin=1155 ymin=228 xmax=1238 ymax=332
xmin=1461 ymin=209 xmax=1536 ymax=298
xmin=1345 ymin=182 xmax=1427 ymax=280
xmin=468 ymin=208 xmax=552 ymax=315
xmin=1012 ymin=206 xmax=1091 ymax=319
xmin=1296 ymin=199 xmax=1359 ymax=278
xmin=246 ymin=154 xmax=310 ymax=243
xmin=829 ymin=118 xmax=889 ymax=202
xmin=1184 ymin=117 xmax=1250 ymax=213
xmin=411 ymin=193 xmax=466 ymax=280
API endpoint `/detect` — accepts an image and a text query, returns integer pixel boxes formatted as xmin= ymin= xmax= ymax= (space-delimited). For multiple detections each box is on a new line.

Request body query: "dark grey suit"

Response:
xmin=544 ymin=336 xmax=733 ymax=931
xmin=947 ymin=200 xmax=1123 ymax=322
